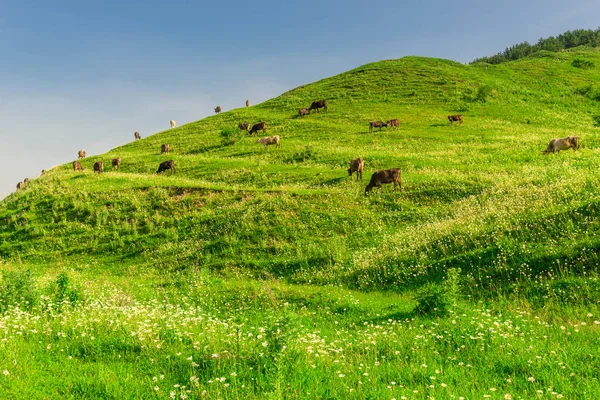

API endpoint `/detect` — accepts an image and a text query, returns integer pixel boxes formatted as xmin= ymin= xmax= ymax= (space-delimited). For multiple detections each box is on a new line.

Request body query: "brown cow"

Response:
xmin=238 ymin=122 xmax=251 ymax=132
xmin=249 ymin=122 xmax=267 ymax=135
xmin=16 ymin=181 xmax=24 ymax=190
xmin=365 ymin=168 xmax=402 ymax=194
xmin=73 ymin=161 xmax=84 ymax=172
xmin=93 ymin=161 xmax=104 ymax=174
xmin=369 ymin=121 xmax=388 ymax=133
xmin=387 ymin=119 xmax=400 ymax=129
xmin=214 ymin=106 xmax=222 ymax=114
xmin=112 ymin=157 xmax=121 ymax=170
xmin=161 ymin=144 xmax=170 ymax=154
xmin=23 ymin=178 xmax=30 ymax=185
xmin=308 ymin=99 xmax=328 ymax=113
xmin=78 ymin=150 xmax=86 ymax=159
xmin=157 ymin=160 xmax=176 ymax=174
xmin=298 ymin=108 xmax=308 ymax=118
xmin=448 ymin=115 xmax=463 ymax=125
xmin=348 ymin=158 xmax=364 ymax=180
xmin=41 ymin=169 xmax=47 ymax=175
xmin=256 ymin=135 xmax=280 ymax=148
xmin=543 ymin=136 xmax=580 ymax=154
xmin=134 ymin=131 xmax=141 ymax=140
xmin=246 ymin=99 xmax=250 ymax=107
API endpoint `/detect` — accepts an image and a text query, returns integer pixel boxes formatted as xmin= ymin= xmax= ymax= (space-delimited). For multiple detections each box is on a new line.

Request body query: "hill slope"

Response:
xmin=3 ymin=48 xmax=600 ymax=293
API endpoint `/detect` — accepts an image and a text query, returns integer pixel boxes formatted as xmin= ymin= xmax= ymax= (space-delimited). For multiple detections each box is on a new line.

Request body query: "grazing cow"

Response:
xmin=41 ymin=169 xmax=46 ymax=175
xmin=298 ymin=108 xmax=308 ymax=118
xmin=78 ymin=150 xmax=86 ymax=159
xmin=369 ymin=121 xmax=388 ymax=133
xmin=170 ymin=120 xmax=177 ymax=128
xmin=238 ymin=122 xmax=251 ymax=132
xmin=348 ymin=158 xmax=364 ymax=180
xmin=246 ymin=99 xmax=250 ymax=107
xmin=214 ymin=105 xmax=222 ymax=114
xmin=23 ymin=178 xmax=30 ymax=185
xmin=134 ymin=131 xmax=141 ymax=140
xmin=93 ymin=161 xmax=104 ymax=174
xmin=256 ymin=135 xmax=280 ymax=148
xmin=365 ymin=168 xmax=402 ymax=194
xmin=308 ymin=99 xmax=328 ymax=113
xmin=387 ymin=119 xmax=400 ymax=129
xmin=161 ymin=144 xmax=170 ymax=154
xmin=112 ymin=157 xmax=121 ymax=170
xmin=543 ymin=136 xmax=580 ymax=154
xmin=249 ymin=121 xmax=267 ymax=135
xmin=16 ymin=181 xmax=24 ymax=190
xmin=73 ymin=161 xmax=83 ymax=172
xmin=448 ymin=115 xmax=463 ymax=125
xmin=157 ymin=160 xmax=176 ymax=174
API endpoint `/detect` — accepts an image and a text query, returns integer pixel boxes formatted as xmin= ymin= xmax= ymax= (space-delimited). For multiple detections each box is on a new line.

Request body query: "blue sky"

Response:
xmin=1 ymin=0 xmax=599 ymax=199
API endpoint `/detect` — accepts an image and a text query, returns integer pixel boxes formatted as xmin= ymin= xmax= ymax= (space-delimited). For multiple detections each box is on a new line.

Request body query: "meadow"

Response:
xmin=1 ymin=47 xmax=600 ymax=398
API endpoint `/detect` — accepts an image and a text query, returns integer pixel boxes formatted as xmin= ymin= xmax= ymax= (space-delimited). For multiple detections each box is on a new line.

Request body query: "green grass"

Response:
xmin=2 ymin=47 xmax=600 ymax=398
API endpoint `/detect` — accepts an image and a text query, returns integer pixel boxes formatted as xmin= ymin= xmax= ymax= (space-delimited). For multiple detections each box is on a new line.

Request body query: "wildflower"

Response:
xmin=490 ymin=388 xmax=496 ymax=392
xmin=338 ymin=374 xmax=345 ymax=378
xmin=528 ymin=377 xmax=535 ymax=382
xmin=170 ymin=392 xmax=176 ymax=399
xmin=230 ymin=372 xmax=237 ymax=377
xmin=2 ymin=370 xmax=9 ymax=376
xmin=154 ymin=386 xmax=159 ymax=391
xmin=504 ymin=394 xmax=512 ymax=399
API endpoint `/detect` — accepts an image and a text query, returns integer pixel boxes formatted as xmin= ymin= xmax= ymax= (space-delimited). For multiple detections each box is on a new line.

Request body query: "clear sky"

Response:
xmin=1 ymin=0 xmax=599 ymax=200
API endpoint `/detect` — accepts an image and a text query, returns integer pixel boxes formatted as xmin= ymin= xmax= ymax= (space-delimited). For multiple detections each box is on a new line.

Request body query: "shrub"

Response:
xmin=219 ymin=127 xmax=243 ymax=146
xmin=54 ymin=273 xmax=80 ymax=310
xmin=593 ymin=114 xmax=600 ymax=127
xmin=284 ymin=146 xmax=317 ymax=163
xmin=413 ymin=268 xmax=462 ymax=316
xmin=476 ymin=85 xmax=494 ymax=102
xmin=572 ymin=57 xmax=595 ymax=69
xmin=0 ymin=269 xmax=38 ymax=313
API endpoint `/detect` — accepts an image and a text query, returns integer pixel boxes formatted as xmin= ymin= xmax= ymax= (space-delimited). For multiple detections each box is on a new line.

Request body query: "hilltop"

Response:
xmin=2 ymin=47 xmax=600 ymax=398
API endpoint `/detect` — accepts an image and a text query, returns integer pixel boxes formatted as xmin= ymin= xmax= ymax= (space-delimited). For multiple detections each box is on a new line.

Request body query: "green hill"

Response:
xmin=2 ymin=47 xmax=600 ymax=398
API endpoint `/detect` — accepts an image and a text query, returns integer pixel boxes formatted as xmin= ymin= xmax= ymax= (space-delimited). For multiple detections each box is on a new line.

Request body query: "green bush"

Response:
xmin=0 ymin=269 xmax=38 ymax=313
xmin=593 ymin=114 xmax=600 ymax=127
xmin=54 ymin=273 xmax=80 ymax=310
xmin=219 ymin=127 xmax=243 ymax=146
xmin=476 ymin=85 xmax=494 ymax=102
xmin=572 ymin=57 xmax=595 ymax=69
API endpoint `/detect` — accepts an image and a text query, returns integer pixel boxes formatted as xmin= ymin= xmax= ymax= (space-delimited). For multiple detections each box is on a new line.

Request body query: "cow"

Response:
xmin=249 ymin=121 xmax=267 ymax=135
xmin=41 ymin=169 xmax=47 ymax=175
xmin=170 ymin=120 xmax=177 ymax=128
xmin=369 ymin=121 xmax=388 ymax=133
xmin=73 ymin=161 xmax=84 ymax=172
xmin=348 ymin=158 xmax=364 ymax=180
xmin=448 ymin=115 xmax=463 ymax=125
xmin=298 ymin=108 xmax=308 ymax=118
xmin=365 ymin=168 xmax=402 ymax=194
xmin=157 ymin=160 xmax=176 ymax=174
xmin=93 ymin=161 xmax=104 ymax=174
xmin=161 ymin=144 xmax=170 ymax=154
xmin=543 ymin=136 xmax=580 ymax=154
xmin=387 ymin=119 xmax=400 ymax=129
xmin=16 ymin=181 xmax=24 ymax=190
xmin=23 ymin=178 xmax=30 ymax=185
xmin=238 ymin=122 xmax=251 ymax=132
xmin=246 ymin=99 xmax=250 ymax=107
xmin=256 ymin=135 xmax=280 ymax=148
xmin=308 ymin=99 xmax=328 ymax=113
xmin=215 ymin=106 xmax=222 ymax=114
xmin=78 ymin=150 xmax=86 ymax=159
xmin=112 ymin=157 xmax=121 ymax=170
xmin=134 ymin=131 xmax=141 ymax=140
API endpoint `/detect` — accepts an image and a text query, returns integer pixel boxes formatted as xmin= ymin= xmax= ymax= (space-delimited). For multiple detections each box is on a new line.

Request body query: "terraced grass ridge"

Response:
xmin=2 ymin=46 xmax=600 ymax=399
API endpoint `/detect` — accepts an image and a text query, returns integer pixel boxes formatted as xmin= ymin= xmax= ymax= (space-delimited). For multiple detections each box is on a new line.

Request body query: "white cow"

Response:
xmin=170 ymin=120 xmax=177 ymax=128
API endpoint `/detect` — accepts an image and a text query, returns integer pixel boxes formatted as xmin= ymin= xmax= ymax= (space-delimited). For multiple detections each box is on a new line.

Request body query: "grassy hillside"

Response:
xmin=2 ymin=47 xmax=600 ymax=398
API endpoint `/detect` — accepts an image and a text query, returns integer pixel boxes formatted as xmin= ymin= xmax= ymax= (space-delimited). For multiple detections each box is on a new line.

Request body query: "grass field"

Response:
xmin=2 ymin=47 xmax=600 ymax=398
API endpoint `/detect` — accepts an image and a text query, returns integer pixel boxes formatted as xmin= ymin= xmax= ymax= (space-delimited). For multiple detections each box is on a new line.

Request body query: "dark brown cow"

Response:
xmin=134 ymin=131 xmax=141 ymax=140
xmin=214 ymin=105 xmax=222 ymax=114
xmin=157 ymin=160 xmax=176 ymax=174
xmin=249 ymin=121 xmax=267 ymax=135
xmin=112 ymin=157 xmax=121 ymax=170
xmin=161 ymin=143 xmax=170 ymax=154
xmin=23 ymin=178 xmax=30 ymax=185
xmin=73 ymin=161 xmax=84 ymax=172
xmin=238 ymin=122 xmax=251 ymax=132
xmin=41 ymin=169 xmax=47 ymax=175
xmin=308 ymin=99 xmax=328 ymax=113
xmin=365 ymin=168 xmax=402 ymax=194
xmin=348 ymin=158 xmax=364 ymax=180
xmin=448 ymin=115 xmax=463 ymax=125
xmin=369 ymin=121 xmax=388 ymax=133
xmin=298 ymin=108 xmax=308 ymax=118
xmin=16 ymin=181 xmax=24 ymax=190
xmin=387 ymin=119 xmax=400 ymax=129
xmin=78 ymin=150 xmax=86 ymax=159
xmin=93 ymin=161 xmax=104 ymax=174
xmin=246 ymin=99 xmax=250 ymax=107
